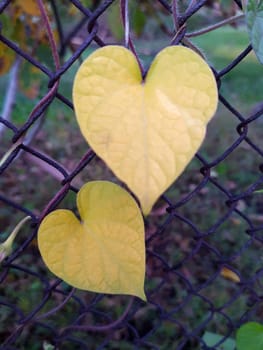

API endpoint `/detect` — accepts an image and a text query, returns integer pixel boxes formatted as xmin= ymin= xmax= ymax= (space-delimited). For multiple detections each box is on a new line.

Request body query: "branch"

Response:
xmin=37 ymin=0 xmax=60 ymax=70
xmin=186 ymin=13 xmax=245 ymax=38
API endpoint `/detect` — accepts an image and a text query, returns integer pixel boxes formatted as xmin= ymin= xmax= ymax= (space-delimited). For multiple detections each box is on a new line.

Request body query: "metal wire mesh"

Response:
xmin=1 ymin=0 xmax=263 ymax=349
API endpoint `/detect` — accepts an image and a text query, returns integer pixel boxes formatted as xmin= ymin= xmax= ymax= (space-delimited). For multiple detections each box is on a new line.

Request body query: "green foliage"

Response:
xmin=192 ymin=26 xmax=263 ymax=110
xmin=245 ymin=0 xmax=263 ymax=64
xmin=236 ymin=322 xmax=263 ymax=350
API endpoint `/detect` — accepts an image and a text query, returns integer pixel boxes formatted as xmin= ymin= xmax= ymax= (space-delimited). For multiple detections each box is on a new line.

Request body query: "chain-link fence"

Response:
xmin=1 ymin=0 xmax=263 ymax=349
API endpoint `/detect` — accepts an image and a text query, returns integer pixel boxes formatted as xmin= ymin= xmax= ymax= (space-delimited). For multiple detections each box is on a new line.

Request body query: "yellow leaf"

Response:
xmin=220 ymin=266 xmax=241 ymax=283
xmin=38 ymin=181 xmax=146 ymax=300
xmin=73 ymin=45 xmax=218 ymax=215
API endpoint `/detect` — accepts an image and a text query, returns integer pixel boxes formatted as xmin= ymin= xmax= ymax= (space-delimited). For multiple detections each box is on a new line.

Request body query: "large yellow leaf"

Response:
xmin=73 ymin=45 xmax=218 ymax=215
xmin=38 ymin=181 xmax=146 ymax=300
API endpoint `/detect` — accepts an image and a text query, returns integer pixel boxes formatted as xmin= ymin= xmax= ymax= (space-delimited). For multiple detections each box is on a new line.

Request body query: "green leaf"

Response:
xmin=236 ymin=322 xmax=263 ymax=350
xmin=245 ymin=0 xmax=263 ymax=64
xmin=203 ymin=331 xmax=236 ymax=350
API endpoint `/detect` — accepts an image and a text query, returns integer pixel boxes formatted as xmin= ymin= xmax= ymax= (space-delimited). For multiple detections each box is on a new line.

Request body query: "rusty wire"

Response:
xmin=0 ymin=0 xmax=263 ymax=349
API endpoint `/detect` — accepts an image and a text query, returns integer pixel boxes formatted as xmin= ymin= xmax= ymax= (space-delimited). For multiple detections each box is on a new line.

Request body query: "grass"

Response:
xmin=1 ymin=24 xmax=263 ymax=349
xmin=192 ymin=26 xmax=263 ymax=111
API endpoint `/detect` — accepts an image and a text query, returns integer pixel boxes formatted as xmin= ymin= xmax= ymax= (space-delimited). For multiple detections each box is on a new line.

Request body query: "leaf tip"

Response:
xmin=136 ymin=289 xmax=147 ymax=302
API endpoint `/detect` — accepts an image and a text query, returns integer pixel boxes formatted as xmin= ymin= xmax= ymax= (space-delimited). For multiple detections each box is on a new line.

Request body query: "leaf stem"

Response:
xmin=2 ymin=216 xmax=31 ymax=246
xmin=120 ymin=0 xmax=129 ymax=48
xmin=186 ymin=13 xmax=245 ymax=38
xmin=119 ymin=0 xmax=144 ymax=75
xmin=0 ymin=216 xmax=31 ymax=262
xmin=36 ymin=0 xmax=60 ymax=70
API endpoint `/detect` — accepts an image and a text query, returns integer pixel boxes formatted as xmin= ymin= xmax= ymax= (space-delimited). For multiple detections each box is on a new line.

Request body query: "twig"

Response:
xmin=0 ymin=136 xmax=24 ymax=169
xmin=120 ymin=0 xmax=129 ymax=48
xmin=119 ymin=0 xmax=144 ymax=75
xmin=186 ymin=13 xmax=245 ymax=38
xmin=171 ymin=24 xmax=186 ymax=45
xmin=49 ymin=0 xmax=64 ymax=50
xmin=36 ymin=0 xmax=60 ymax=70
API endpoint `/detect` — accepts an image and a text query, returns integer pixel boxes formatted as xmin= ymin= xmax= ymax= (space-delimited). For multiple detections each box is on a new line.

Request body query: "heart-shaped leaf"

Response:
xmin=236 ymin=322 xmax=263 ymax=350
xmin=38 ymin=181 xmax=146 ymax=300
xmin=73 ymin=45 xmax=218 ymax=215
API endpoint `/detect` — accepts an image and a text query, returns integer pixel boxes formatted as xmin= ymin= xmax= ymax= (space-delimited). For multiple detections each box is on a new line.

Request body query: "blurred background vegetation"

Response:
xmin=0 ymin=0 xmax=263 ymax=349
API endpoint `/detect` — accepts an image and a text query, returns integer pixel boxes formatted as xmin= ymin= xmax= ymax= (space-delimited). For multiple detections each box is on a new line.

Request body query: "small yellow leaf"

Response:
xmin=220 ymin=266 xmax=241 ymax=283
xmin=38 ymin=181 xmax=146 ymax=300
xmin=73 ymin=45 xmax=218 ymax=215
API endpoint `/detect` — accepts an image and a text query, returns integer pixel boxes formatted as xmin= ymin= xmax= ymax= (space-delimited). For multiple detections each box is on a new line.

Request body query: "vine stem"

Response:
xmin=36 ymin=0 xmax=60 ymax=70
xmin=120 ymin=0 xmax=129 ymax=48
xmin=59 ymin=296 xmax=135 ymax=334
xmin=119 ymin=0 xmax=144 ymax=75
xmin=0 ymin=136 xmax=24 ymax=168
xmin=0 ymin=216 xmax=31 ymax=262
xmin=172 ymin=0 xmax=180 ymax=31
xmin=35 ymin=288 xmax=76 ymax=321
xmin=1 ymin=216 xmax=31 ymax=245
xmin=186 ymin=13 xmax=245 ymax=38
